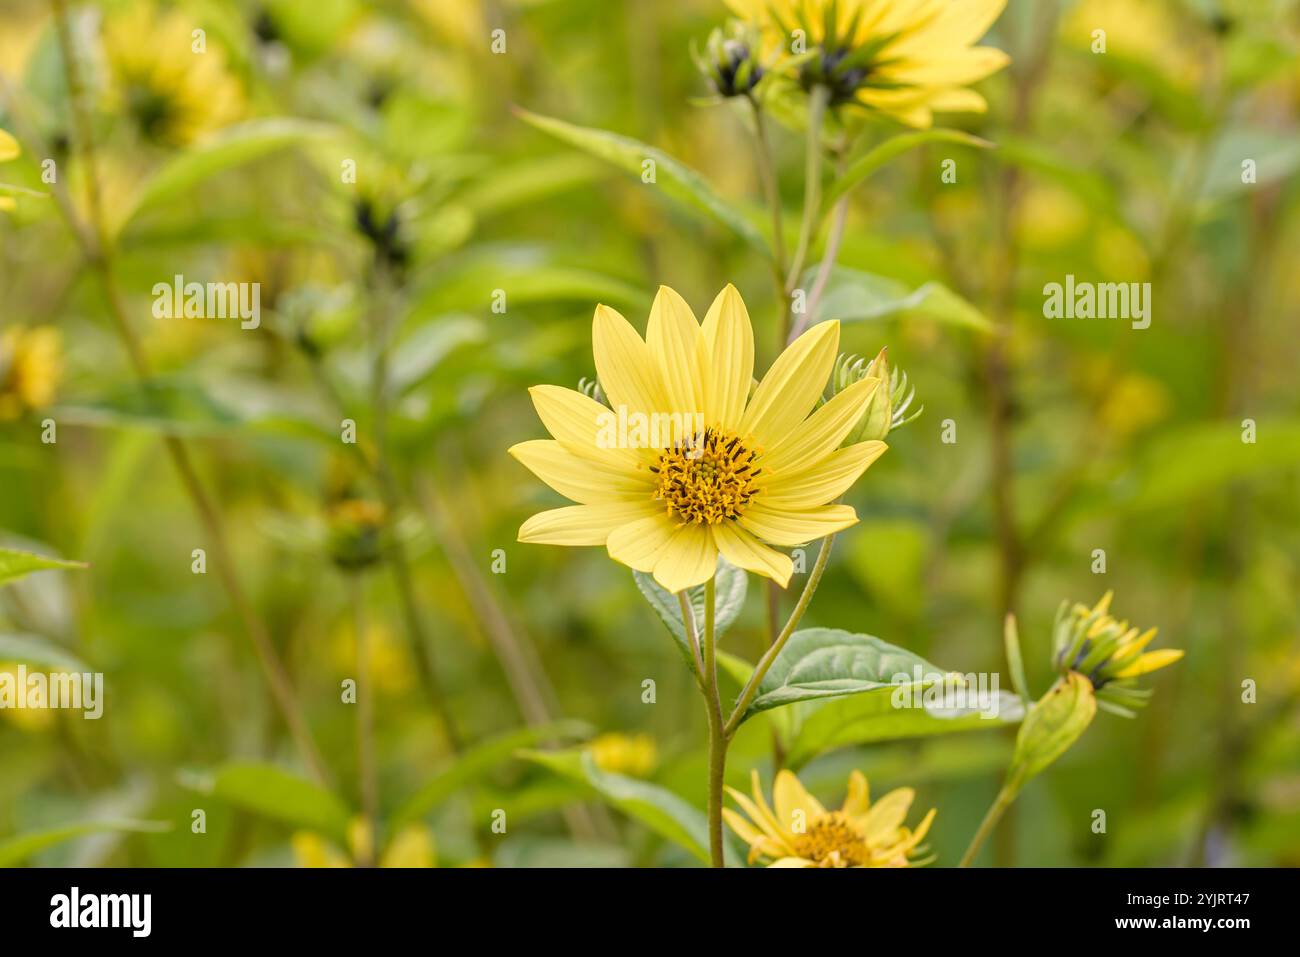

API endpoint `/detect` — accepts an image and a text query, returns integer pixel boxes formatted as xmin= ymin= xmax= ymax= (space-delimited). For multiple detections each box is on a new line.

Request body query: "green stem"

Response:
xmin=351 ymin=576 xmax=377 ymax=866
xmin=748 ymin=95 xmax=787 ymax=310
xmin=725 ymin=534 xmax=834 ymax=737
xmin=701 ymin=576 xmax=726 ymax=868
xmin=784 ymin=84 xmax=830 ymax=301
xmin=958 ymin=784 xmax=1019 ymax=867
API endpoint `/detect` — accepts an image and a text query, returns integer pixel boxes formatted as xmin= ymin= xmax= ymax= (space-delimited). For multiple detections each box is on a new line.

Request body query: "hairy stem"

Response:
xmin=725 ymin=534 xmax=834 ymax=737
xmin=701 ymin=576 xmax=726 ymax=867
xmin=959 ymin=785 xmax=1018 ymax=867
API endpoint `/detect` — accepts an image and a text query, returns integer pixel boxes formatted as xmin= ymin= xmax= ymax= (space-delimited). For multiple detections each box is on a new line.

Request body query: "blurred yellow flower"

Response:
xmin=725 ymin=768 xmax=935 ymax=867
xmin=0 ymin=128 xmax=21 ymax=213
xmin=292 ymin=821 xmax=437 ymax=868
xmin=0 ymin=664 xmax=56 ymax=732
xmin=103 ymin=4 xmax=243 ymax=147
xmin=0 ymin=325 xmax=62 ymax=421
xmin=511 ymin=284 xmax=886 ymax=593
xmin=587 ymin=732 xmax=658 ymax=777
xmin=724 ymin=0 xmax=1010 ymax=127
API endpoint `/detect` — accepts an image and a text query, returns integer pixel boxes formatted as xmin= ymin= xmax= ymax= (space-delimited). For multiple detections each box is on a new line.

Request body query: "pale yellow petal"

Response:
xmin=712 ymin=521 xmax=793 ymax=587
xmin=740 ymin=320 xmax=840 ymax=450
xmin=518 ymin=501 xmax=661 ymax=546
xmin=767 ymin=856 xmax=815 ymax=868
xmin=592 ymin=303 xmax=669 ymax=417
xmin=726 ymin=784 xmax=788 ymax=846
xmin=651 ymin=522 xmax=717 ymax=594
xmin=760 ymin=441 xmax=887 ymax=509
xmin=860 ymin=787 xmax=915 ymax=843
xmin=509 ymin=439 xmax=652 ymax=505
xmin=772 ymin=769 xmax=826 ymax=830
xmin=700 ymin=284 xmax=754 ymax=432
xmin=0 ymin=130 xmax=19 ymax=162
xmin=722 ymin=807 xmax=765 ymax=847
xmin=739 ymin=503 xmax=859 ymax=547
xmin=841 ymin=770 xmax=870 ymax=817
xmin=646 ymin=285 xmax=704 ymax=417
xmin=606 ymin=513 xmax=678 ymax=572
xmin=529 ymin=384 xmax=649 ymax=468
xmin=760 ymin=375 xmax=881 ymax=476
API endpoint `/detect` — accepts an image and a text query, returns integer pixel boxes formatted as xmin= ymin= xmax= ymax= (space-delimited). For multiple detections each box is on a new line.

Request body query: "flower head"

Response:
xmin=510 ymin=284 xmax=887 ymax=593
xmin=325 ymin=498 xmax=388 ymax=571
xmin=724 ymin=0 xmax=1010 ymax=127
xmin=587 ymin=732 xmax=658 ymax=777
xmin=1052 ymin=591 xmax=1182 ymax=715
xmin=725 ymin=768 xmax=935 ymax=867
xmin=103 ymin=4 xmax=243 ymax=147
xmin=695 ymin=20 xmax=769 ymax=98
xmin=0 ymin=326 xmax=62 ymax=421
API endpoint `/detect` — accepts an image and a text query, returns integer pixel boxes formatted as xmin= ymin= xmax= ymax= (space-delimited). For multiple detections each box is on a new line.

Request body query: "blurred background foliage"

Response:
xmin=1 ymin=0 xmax=1298 ymax=867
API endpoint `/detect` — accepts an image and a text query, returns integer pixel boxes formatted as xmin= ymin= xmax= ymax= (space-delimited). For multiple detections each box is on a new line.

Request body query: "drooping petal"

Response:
xmin=712 ymin=521 xmax=793 ymax=587
xmin=592 ymin=304 xmax=669 ymax=417
xmin=508 ymin=440 xmax=653 ymax=505
xmin=739 ymin=320 xmax=840 ymax=450
xmin=518 ymin=501 xmax=661 ymax=546
xmin=739 ymin=502 xmax=859 ymax=547
xmin=759 ymin=441 xmax=887 ymax=510
xmin=700 ymin=284 xmax=754 ymax=432
xmin=645 ymin=285 xmax=704 ymax=417
xmin=606 ymin=513 xmax=678 ymax=572
xmin=651 ymin=522 xmax=717 ymax=593
xmin=773 ymin=769 xmax=826 ymax=829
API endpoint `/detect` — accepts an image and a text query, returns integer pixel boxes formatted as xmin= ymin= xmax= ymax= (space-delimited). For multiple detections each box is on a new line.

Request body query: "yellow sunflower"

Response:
xmin=0 ymin=325 xmax=62 ymax=421
xmin=103 ymin=4 xmax=243 ymax=147
xmin=725 ymin=768 xmax=935 ymax=867
xmin=509 ymin=284 xmax=887 ymax=594
xmin=725 ymin=0 xmax=1010 ymax=127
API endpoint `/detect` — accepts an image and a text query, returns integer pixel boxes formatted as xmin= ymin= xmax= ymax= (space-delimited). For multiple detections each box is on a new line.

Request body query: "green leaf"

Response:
xmin=740 ymin=627 xmax=955 ymax=719
xmin=0 ymin=633 xmax=90 ymax=670
xmin=181 ymin=762 xmax=352 ymax=845
xmin=0 ymin=546 xmax=87 ymax=586
xmin=784 ymin=688 xmax=1026 ymax=769
xmin=809 ymin=265 xmax=993 ymax=332
xmin=990 ymin=134 xmax=1124 ymax=223
xmin=515 ymin=107 xmax=770 ymax=257
xmin=0 ymin=819 xmax=169 ymax=867
xmin=392 ymin=721 xmax=590 ymax=828
xmin=821 ymin=128 xmax=994 ymax=213
xmin=634 ymin=555 xmax=748 ymax=676
xmin=522 ymin=749 xmax=741 ymax=866
xmin=124 ymin=118 xmax=341 ymax=223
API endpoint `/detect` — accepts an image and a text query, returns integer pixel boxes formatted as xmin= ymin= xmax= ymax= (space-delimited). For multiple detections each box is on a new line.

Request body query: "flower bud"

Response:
xmin=695 ymin=21 xmax=765 ymax=98
xmin=1006 ymin=672 xmax=1097 ymax=792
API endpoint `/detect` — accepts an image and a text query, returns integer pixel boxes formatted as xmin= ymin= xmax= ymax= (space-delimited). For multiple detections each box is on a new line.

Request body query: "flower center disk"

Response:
xmin=651 ymin=428 xmax=760 ymax=525
xmin=791 ymin=814 xmax=870 ymax=868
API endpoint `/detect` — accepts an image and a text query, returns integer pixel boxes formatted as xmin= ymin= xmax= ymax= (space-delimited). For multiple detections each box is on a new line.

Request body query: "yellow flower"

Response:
xmin=0 ymin=326 xmax=62 ymax=421
xmin=724 ymin=768 xmax=935 ymax=867
xmin=587 ymin=732 xmax=658 ymax=777
xmin=0 ymin=128 xmax=21 ymax=213
xmin=1052 ymin=591 xmax=1182 ymax=714
xmin=292 ymin=821 xmax=437 ymax=868
xmin=103 ymin=4 xmax=243 ymax=147
xmin=725 ymin=0 xmax=1010 ymax=127
xmin=510 ymin=284 xmax=887 ymax=593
